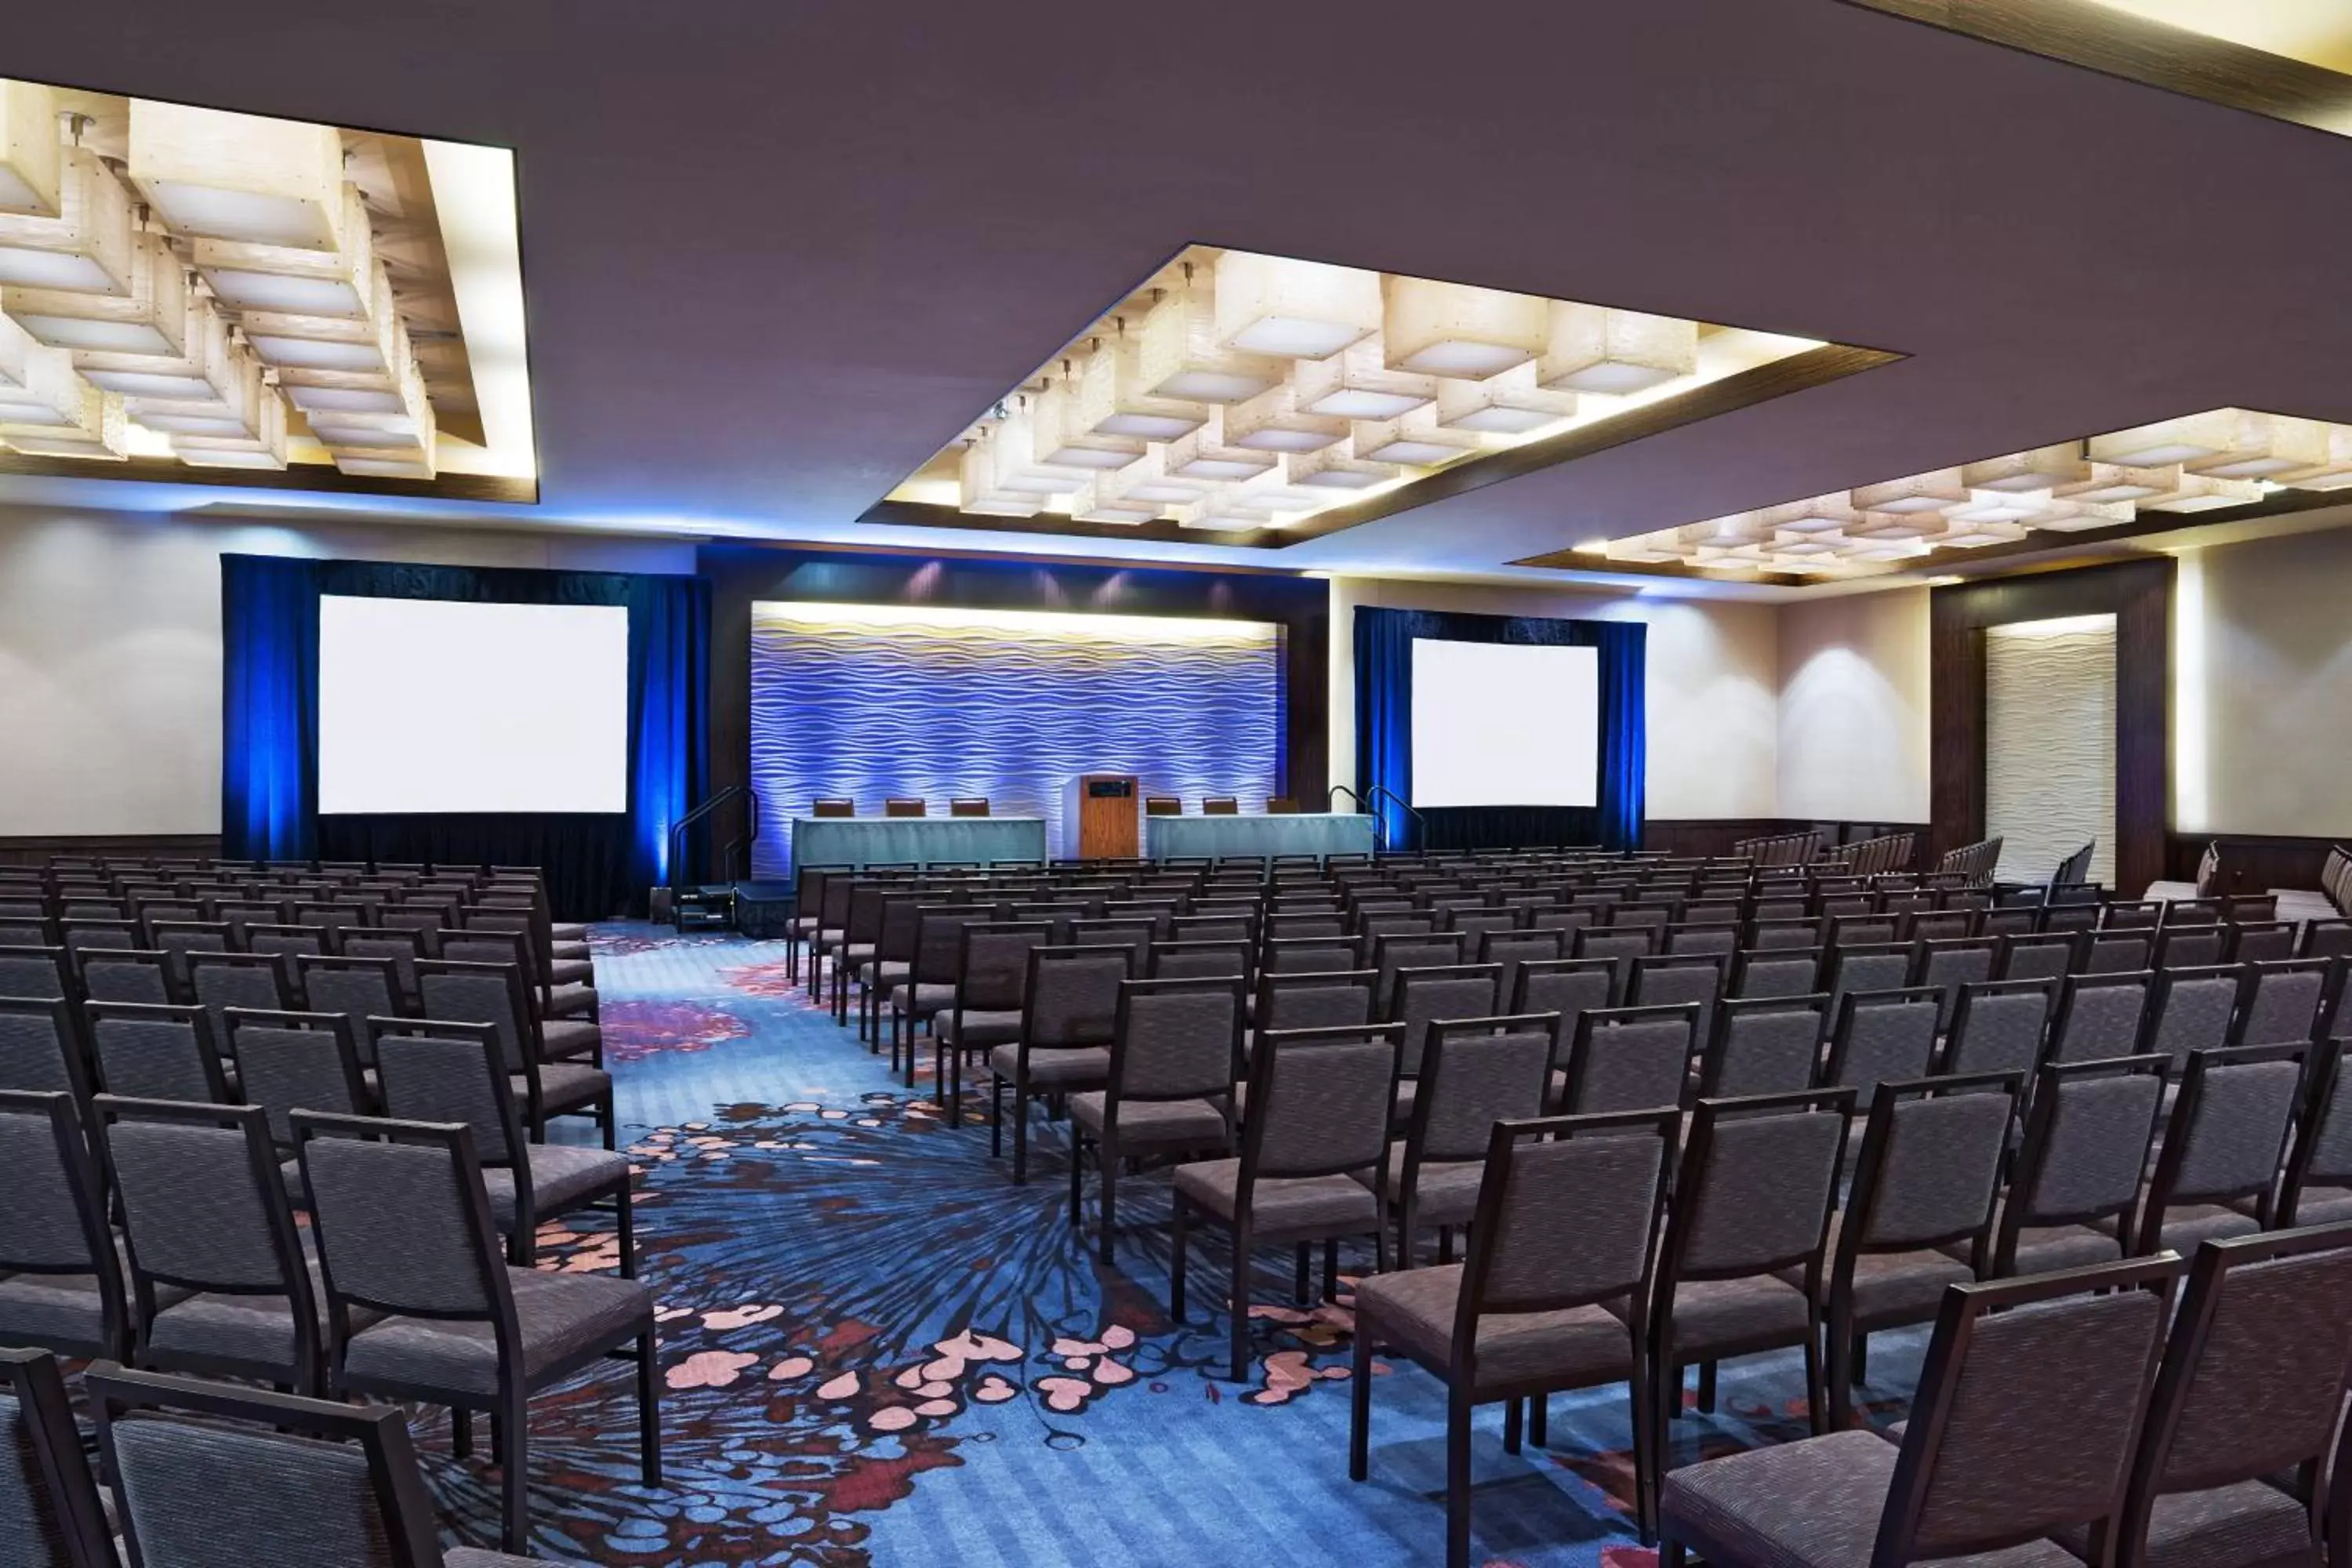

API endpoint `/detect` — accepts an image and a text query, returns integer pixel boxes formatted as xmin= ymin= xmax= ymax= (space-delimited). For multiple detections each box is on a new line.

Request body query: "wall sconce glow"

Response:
xmin=885 ymin=242 xmax=1838 ymax=538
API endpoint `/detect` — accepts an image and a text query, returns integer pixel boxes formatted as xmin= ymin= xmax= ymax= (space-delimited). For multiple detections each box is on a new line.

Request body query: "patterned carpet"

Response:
xmin=434 ymin=926 xmax=1923 ymax=1567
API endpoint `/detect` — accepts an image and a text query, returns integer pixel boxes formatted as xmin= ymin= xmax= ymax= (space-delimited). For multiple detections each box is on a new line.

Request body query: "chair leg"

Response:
xmin=1171 ymin=1197 xmax=1189 ymax=1322
xmin=1661 ymin=1540 xmax=1686 ymax=1567
xmin=1446 ymin=1391 xmax=1473 ymax=1568
xmin=1322 ymin=1236 xmax=1339 ymax=1302
xmin=1803 ymin=1308 xmax=1828 ymax=1436
xmin=1631 ymin=1345 xmax=1658 ymax=1545
xmin=1294 ymin=1242 xmax=1310 ymax=1305
xmin=1067 ymin=1128 xmax=1085 ymax=1229
xmin=452 ymin=1407 xmax=472 ymax=1458
xmin=1438 ymin=1225 xmax=1454 ymax=1265
xmin=1827 ymin=1305 xmax=1853 ymax=1431
xmin=616 ymin=1181 xmax=637 ymax=1279
xmin=1696 ymin=1360 xmax=1717 ymax=1414
xmin=508 ymin=1224 xmax=533 ymax=1268
xmin=601 ymin=1094 xmax=616 ymax=1152
xmin=989 ymin=1075 xmax=1003 ymax=1157
xmin=1012 ymin=1076 xmax=1030 ymax=1184
xmin=499 ymin=1388 xmax=530 ymax=1554
xmin=1529 ymin=1392 xmax=1547 ymax=1450
xmin=1348 ymin=1311 xmax=1374 ymax=1482
xmin=1096 ymin=1140 xmax=1119 ymax=1264
xmin=1851 ymin=1330 xmax=1869 ymax=1385
xmin=1503 ymin=1395 xmax=1523 ymax=1455
xmin=1228 ymin=1221 xmax=1253 ymax=1382
xmin=637 ymin=1330 xmax=662 ymax=1486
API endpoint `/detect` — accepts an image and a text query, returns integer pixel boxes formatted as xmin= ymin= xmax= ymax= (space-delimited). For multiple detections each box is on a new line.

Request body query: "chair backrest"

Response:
xmin=1372 ymin=932 xmax=1466 ymax=1012
xmin=1662 ymin=1089 xmax=1852 ymax=1280
xmin=1911 ymin=938 xmax=1998 ymax=1028
xmin=2301 ymin=920 xmax=2352 ymax=960
xmin=412 ymin=960 xmax=532 ymax=1073
xmin=1201 ymin=797 xmax=1239 ymax=815
xmin=1940 ymin=977 xmax=2056 ymax=1080
xmin=0 ymin=946 xmax=69 ymax=1001
xmin=1875 ymin=1256 xmax=2181 ymax=1562
xmin=0 ymin=1348 xmax=113 ymax=1568
xmin=1746 ymin=917 xmax=1824 ymax=950
xmin=911 ymin=906 xmax=991 ymax=985
xmin=949 ymin=797 xmax=990 ymax=818
xmin=1252 ymin=970 xmax=1375 ymax=1038
xmin=184 ymin=951 xmax=292 ymax=1047
xmin=1472 ymin=929 xmax=1565 ymax=997
xmin=294 ymin=954 xmax=406 ymax=1045
xmin=954 ymin=922 xmax=1050 ymax=1012
xmin=2048 ymin=971 xmax=2154 ymax=1065
xmin=85 ymin=1002 xmax=229 ymax=1105
xmin=1105 ymin=977 xmax=1242 ymax=1105
xmin=0 ymin=1091 xmax=120 ymax=1345
xmin=1146 ymin=938 xmax=1251 ymax=983
xmin=2150 ymin=924 xmax=2227 ymax=971
xmin=1727 ymin=946 xmax=1824 ymax=1000
xmin=1004 ymin=946 xmax=1122 ymax=1052
xmin=1510 ymin=955 xmax=1618 ymax=1033
xmin=369 ymin=1021 xmax=528 ymax=1169
xmin=1559 ymin=1002 xmax=1700 ymax=1114
xmin=1458 ymin=1110 xmax=1676 ymax=1327
xmin=884 ymin=798 xmax=927 ymax=818
xmin=2281 ymin=1038 xmax=2352 ymax=1215
xmin=2119 ymin=1222 xmax=2352 ymax=1557
xmin=89 ymin=1362 xmax=445 ymax=1568
xmin=1409 ymin=1015 xmax=1559 ymax=1166
xmin=1261 ymin=935 xmax=1360 ymax=975
xmin=2238 ymin=959 xmax=2331 ymax=1047
xmin=241 ymin=924 xmax=324 ymax=964
xmin=1823 ymin=942 xmax=1915 ymax=1021
xmin=96 ymin=1098 xmax=306 ymax=1309
xmin=1242 ymin=1024 xmax=1403 ymax=1182
xmin=1697 ymin=994 xmax=1828 ymax=1099
xmin=1627 ymin=952 xmax=1723 ymax=1013
xmin=78 ymin=949 xmax=172 ymax=1007
xmin=1999 ymin=931 xmax=2078 ymax=982
xmin=0 ymin=998 xmax=88 ymax=1101
xmin=812 ymin=798 xmax=855 ymax=818
xmin=1389 ymin=964 xmax=1502 ymax=1076
xmin=1143 ymin=796 xmax=1181 ymax=816
xmin=2138 ymin=1045 xmax=2305 ymax=1247
xmin=222 ymin=1009 xmax=370 ymax=1149
xmin=1822 ymin=987 xmax=1942 ymax=1107
xmin=2226 ymin=920 xmax=2297 ymax=964
xmin=1998 ymin=1055 xmax=2169 ymax=1269
xmin=1841 ymin=1074 xmax=2019 ymax=1265
xmin=294 ymin=1112 xmax=507 ymax=1327
xmin=2138 ymin=964 xmax=2243 ymax=1067
xmin=2081 ymin=930 xmax=2154 ymax=975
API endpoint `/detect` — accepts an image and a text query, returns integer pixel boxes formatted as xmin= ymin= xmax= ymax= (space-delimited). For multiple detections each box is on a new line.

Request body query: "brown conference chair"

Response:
xmin=1202 ymin=797 xmax=1240 ymax=816
xmin=949 ymin=797 xmax=991 ymax=818
xmin=1145 ymin=797 xmax=1184 ymax=817
xmin=1265 ymin=797 xmax=1300 ymax=815
xmin=811 ymin=798 xmax=856 ymax=818
xmin=884 ymin=798 xmax=927 ymax=818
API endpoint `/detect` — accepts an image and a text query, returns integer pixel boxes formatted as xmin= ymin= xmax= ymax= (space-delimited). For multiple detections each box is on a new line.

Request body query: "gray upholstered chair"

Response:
xmin=371 ymin=1020 xmax=636 ymax=1271
xmin=887 ymin=903 xmax=989 ymax=1084
xmin=2136 ymin=964 xmax=2243 ymax=1068
xmin=77 ymin=949 xmax=172 ymax=1007
xmin=1370 ymin=931 xmax=1467 ymax=1014
xmin=1555 ymin=1001 xmax=1701 ymax=1116
xmin=989 ymin=945 xmax=1131 ymax=1183
xmin=2150 ymin=924 xmax=2227 ymax=971
xmin=96 ymin=1097 xmax=326 ymax=1393
xmin=0 ymin=1348 xmax=114 ymax=1568
xmin=1695 ymin=994 xmax=1828 ymax=1100
xmin=935 ymin=922 xmax=1052 ymax=1105
xmin=1147 ymin=937 xmax=1251 ymax=982
xmin=294 ymin=1112 xmax=659 ymax=1553
xmin=1998 ymin=930 xmax=2080 ymax=983
xmin=414 ymin=960 xmax=613 ymax=1148
xmin=295 ymin=953 xmax=410 ymax=1064
xmin=2082 ymin=930 xmax=2156 ymax=975
xmin=1261 ymin=935 xmax=1361 ymax=975
xmin=1353 ymin=1109 xmax=1679 ymax=1563
xmin=1628 ymin=1087 xmax=1852 ymax=1457
xmin=183 ymin=950 xmax=293 ymax=1047
xmin=1657 ymin=1254 xmax=2183 ymax=1567
xmin=1802 ymin=1073 xmax=2019 ymax=1428
xmin=0 ymin=1089 xmax=127 ymax=1361
xmin=1973 ymin=1054 xmax=2169 ymax=1277
xmin=2236 ymin=959 xmax=2332 ymax=1047
xmin=1908 ymin=937 xmax=1998 ymax=1029
xmin=2271 ymin=1038 xmax=2352 ymax=1227
xmin=2227 ymin=920 xmax=2299 ymax=964
xmin=1821 ymin=942 xmax=1915 ymax=1026
xmin=2092 ymin=1223 xmax=2352 ymax=1568
xmin=1728 ymin=946 xmax=1824 ymax=999
xmin=1939 ymin=976 xmax=2056 ymax=1080
xmin=1250 ymin=969 xmax=1377 ymax=1059
xmin=1380 ymin=1013 xmax=1557 ymax=1265
xmin=336 ymin=927 xmax=427 ymax=1011
xmin=1389 ymin=962 xmax=1504 ymax=1120
xmin=1573 ymin=927 xmax=1655 ymax=996
xmin=221 ymin=1007 xmax=373 ymax=1203
xmin=1508 ymin=955 xmax=1618 ymax=1040
xmin=785 ymin=862 xmax=846 ymax=985
xmin=1171 ymin=1022 xmax=1403 ymax=1381
xmin=2130 ymin=1044 xmax=2304 ymax=1256
xmin=1071 ymin=976 xmax=1244 ymax=1261
xmin=84 ymin=1002 xmax=231 ymax=1105
xmin=0 ymin=945 xmax=71 ymax=1002
xmin=440 ymin=928 xmax=602 ymax=1063
xmin=1820 ymin=986 xmax=1942 ymax=1109
xmin=1474 ymin=928 xmax=1565 ymax=1002
xmin=2049 ymin=971 xmax=2156 ymax=1065
xmin=0 ymin=998 xmax=90 ymax=1100
xmin=89 ymin=1359 xmax=586 ymax=1567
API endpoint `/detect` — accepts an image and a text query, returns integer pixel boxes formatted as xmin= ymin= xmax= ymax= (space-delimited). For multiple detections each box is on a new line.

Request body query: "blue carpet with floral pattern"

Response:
xmin=427 ymin=926 xmax=1924 ymax=1567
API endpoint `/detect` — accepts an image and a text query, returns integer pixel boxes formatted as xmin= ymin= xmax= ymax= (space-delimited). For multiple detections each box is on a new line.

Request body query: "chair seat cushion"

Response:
xmin=1358 ymin=1262 xmax=1632 ymax=1391
xmin=2055 ymin=1479 xmax=2311 ymax=1568
xmin=1997 ymin=1224 xmax=2124 ymax=1276
xmin=861 ymin=960 xmax=910 ymax=987
xmin=539 ymin=1018 xmax=603 ymax=1062
xmin=548 ymin=960 xmax=594 ymax=988
xmin=546 ymin=982 xmax=597 ymax=1019
xmin=0 ymin=1269 xmax=156 ymax=1352
xmin=1173 ymin=1159 xmax=1379 ymax=1241
xmin=891 ymin=983 xmax=956 ymax=1015
xmin=1363 ymin=1146 xmax=1484 ymax=1229
xmin=1784 ymin=1218 xmax=1975 ymax=1329
xmin=935 ymin=1009 xmax=1023 ymax=1047
xmin=342 ymin=1267 xmax=653 ymax=1397
xmin=2287 ymin=1187 xmax=2352 ymax=1226
xmin=482 ymin=1144 xmax=631 ymax=1231
xmin=146 ymin=1260 xmax=349 ymax=1372
xmin=1661 ymin=1427 xmax=2081 ymax=1567
xmin=550 ymin=923 xmax=588 ymax=943
xmin=839 ymin=945 xmax=877 ymax=968
xmin=989 ymin=1044 xmax=1109 ymax=1087
xmin=2147 ymin=1203 xmax=2263 ymax=1255
xmin=551 ymin=940 xmax=590 ymax=962
xmin=517 ymin=1062 xmax=610 ymax=1115
xmin=449 ymin=1549 xmax=593 ymax=1568
xmin=1070 ymin=1093 xmax=1229 ymax=1149
xmin=1631 ymin=1274 xmax=1812 ymax=1360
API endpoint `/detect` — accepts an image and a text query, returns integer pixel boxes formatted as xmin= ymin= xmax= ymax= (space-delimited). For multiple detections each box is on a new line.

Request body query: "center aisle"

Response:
xmin=440 ymin=924 xmax=1911 ymax=1568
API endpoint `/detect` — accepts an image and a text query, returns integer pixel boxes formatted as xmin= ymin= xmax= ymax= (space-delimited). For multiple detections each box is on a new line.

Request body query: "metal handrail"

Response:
xmin=669 ymin=785 xmax=755 ymax=895
xmin=1363 ymin=783 xmax=1426 ymax=853
xmin=1326 ymin=784 xmax=1365 ymax=811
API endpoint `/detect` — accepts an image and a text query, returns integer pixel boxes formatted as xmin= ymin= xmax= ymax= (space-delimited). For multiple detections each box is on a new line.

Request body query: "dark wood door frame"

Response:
xmin=1929 ymin=558 xmax=2172 ymax=897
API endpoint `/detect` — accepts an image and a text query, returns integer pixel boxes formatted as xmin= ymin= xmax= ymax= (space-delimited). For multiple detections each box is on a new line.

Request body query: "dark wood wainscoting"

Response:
xmin=0 ymin=834 xmax=224 ymax=869
xmin=1930 ymin=560 xmax=2172 ymax=898
xmin=2164 ymin=831 xmax=2346 ymax=898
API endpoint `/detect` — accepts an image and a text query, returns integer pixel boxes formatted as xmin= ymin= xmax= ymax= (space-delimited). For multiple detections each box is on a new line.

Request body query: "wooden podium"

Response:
xmin=1064 ymin=773 xmax=1139 ymax=859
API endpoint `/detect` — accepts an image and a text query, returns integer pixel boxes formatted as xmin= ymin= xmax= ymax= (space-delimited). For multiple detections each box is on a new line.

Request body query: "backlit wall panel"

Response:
xmin=750 ymin=601 xmax=1283 ymax=874
xmin=1985 ymin=615 xmax=2117 ymax=887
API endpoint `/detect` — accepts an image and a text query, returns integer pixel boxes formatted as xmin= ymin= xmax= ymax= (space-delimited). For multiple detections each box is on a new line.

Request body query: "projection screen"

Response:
xmin=1410 ymin=638 xmax=1600 ymax=808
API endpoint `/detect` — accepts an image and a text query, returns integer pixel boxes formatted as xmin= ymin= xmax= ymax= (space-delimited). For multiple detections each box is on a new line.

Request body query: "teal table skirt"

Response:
xmin=1142 ymin=813 xmax=1377 ymax=862
xmin=791 ymin=816 xmax=1049 ymax=870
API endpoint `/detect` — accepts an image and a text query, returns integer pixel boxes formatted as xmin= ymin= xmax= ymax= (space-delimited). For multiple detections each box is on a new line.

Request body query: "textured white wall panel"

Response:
xmin=1986 ymin=617 xmax=2116 ymax=886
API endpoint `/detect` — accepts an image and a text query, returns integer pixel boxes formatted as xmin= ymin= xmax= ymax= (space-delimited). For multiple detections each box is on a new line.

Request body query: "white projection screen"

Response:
xmin=1410 ymin=639 xmax=1600 ymax=808
xmin=318 ymin=597 xmax=630 ymax=815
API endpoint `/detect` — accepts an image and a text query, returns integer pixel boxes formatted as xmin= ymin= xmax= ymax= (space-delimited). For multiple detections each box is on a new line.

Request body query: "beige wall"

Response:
xmin=1326 ymin=577 xmax=1783 ymax=818
xmin=2176 ymin=527 xmax=2352 ymax=839
xmin=0 ymin=505 xmax=694 ymax=837
xmin=1775 ymin=587 xmax=1933 ymax=824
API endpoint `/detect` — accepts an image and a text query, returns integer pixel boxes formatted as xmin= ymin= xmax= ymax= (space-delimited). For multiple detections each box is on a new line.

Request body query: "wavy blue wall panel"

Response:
xmin=749 ymin=601 xmax=1283 ymax=875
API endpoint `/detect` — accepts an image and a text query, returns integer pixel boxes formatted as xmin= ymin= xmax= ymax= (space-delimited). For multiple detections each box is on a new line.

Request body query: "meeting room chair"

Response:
xmin=990 ymin=944 xmax=1133 ymax=1183
xmin=812 ymin=798 xmax=857 ymax=817
xmin=0 ymin=1089 xmax=129 ymax=1362
xmin=1202 ymin=797 xmax=1240 ymax=815
xmin=1555 ymin=1002 xmax=1701 ymax=1116
xmin=1265 ymin=797 xmax=1299 ymax=815
xmin=1694 ymin=994 xmax=1830 ymax=1101
xmin=1070 ymin=976 xmax=1245 ymax=1261
xmin=1976 ymin=1054 xmax=2169 ymax=1278
xmin=949 ymin=797 xmax=990 ymax=817
xmin=885 ymin=797 xmax=927 ymax=818
xmin=0 ymin=997 xmax=92 ymax=1101
xmin=2133 ymin=1043 xmax=2305 ymax=1256
xmin=1145 ymin=796 xmax=1183 ymax=817
xmin=85 ymin=1002 xmax=231 ymax=1105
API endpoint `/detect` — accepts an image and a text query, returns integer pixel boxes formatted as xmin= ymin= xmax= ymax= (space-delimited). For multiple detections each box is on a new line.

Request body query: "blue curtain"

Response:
xmin=219 ymin=554 xmax=710 ymax=919
xmin=1353 ymin=605 xmax=1645 ymax=851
